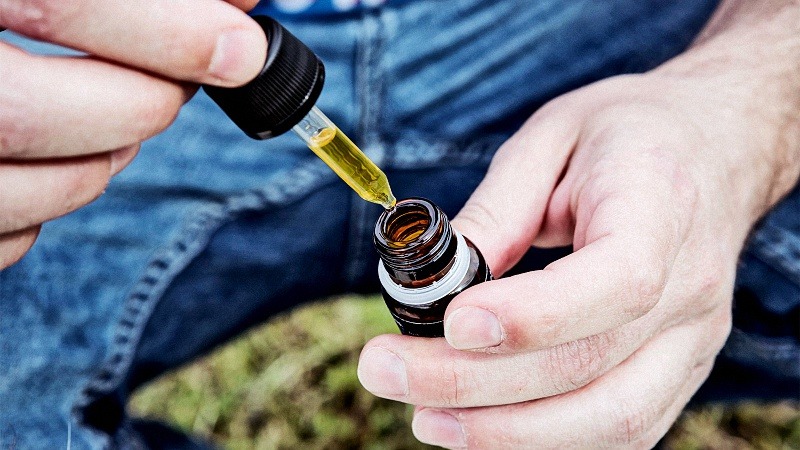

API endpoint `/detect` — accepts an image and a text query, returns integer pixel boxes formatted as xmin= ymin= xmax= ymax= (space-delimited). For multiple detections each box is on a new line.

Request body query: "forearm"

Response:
xmin=696 ymin=0 xmax=800 ymax=45
xmin=654 ymin=0 xmax=800 ymax=222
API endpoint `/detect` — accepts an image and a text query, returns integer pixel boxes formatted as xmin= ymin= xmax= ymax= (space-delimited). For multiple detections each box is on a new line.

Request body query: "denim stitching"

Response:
xmin=389 ymin=135 xmax=504 ymax=169
xmin=73 ymin=161 xmax=334 ymax=448
xmin=356 ymin=10 xmax=386 ymax=149
xmin=343 ymin=8 xmax=387 ymax=288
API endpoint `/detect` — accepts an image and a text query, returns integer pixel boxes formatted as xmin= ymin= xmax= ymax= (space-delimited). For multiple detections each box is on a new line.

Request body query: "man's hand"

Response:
xmin=0 ymin=0 xmax=267 ymax=268
xmin=358 ymin=1 xmax=800 ymax=448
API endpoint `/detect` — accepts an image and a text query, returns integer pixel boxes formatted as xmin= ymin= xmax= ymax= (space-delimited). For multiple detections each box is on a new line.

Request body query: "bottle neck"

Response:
xmin=373 ymin=198 xmax=458 ymax=288
xmin=378 ymin=230 xmax=472 ymax=306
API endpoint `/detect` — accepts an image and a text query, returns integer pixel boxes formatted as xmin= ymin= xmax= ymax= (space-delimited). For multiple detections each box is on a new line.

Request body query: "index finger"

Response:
xmin=0 ymin=0 xmax=266 ymax=87
xmin=445 ymin=174 xmax=689 ymax=352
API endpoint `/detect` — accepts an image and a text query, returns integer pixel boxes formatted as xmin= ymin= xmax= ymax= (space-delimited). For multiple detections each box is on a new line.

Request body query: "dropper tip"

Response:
xmin=382 ymin=194 xmax=397 ymax=210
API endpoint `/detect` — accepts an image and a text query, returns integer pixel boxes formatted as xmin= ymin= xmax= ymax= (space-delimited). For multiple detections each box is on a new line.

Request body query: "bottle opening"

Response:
xmin=376 ymin=198 xmax=441 ymax=254
xmin=382 ymin=203 xmax=432 ymax=247
xmin=374 ymin=197 xmax=456 ymax=284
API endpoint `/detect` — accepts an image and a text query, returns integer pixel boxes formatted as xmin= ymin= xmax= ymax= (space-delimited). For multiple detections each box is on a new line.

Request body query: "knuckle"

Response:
xmin=698 ymin=309 xmax=732 ymax=358
xmin=459 ymin=417 xmax=518 ymax=450
xmin=665 ymin=167 xmax=699 ymax=221
xmin=608 ymin=401 xmax=652 ymax=445
xmin=0 ymin=0 xmax=80 ymax=38
xmin=545 ymin=333 xmax=613 ymax=393
xmin=0 ymin=108 xmax=35 ymax=158
xmin=524 ymin=311 xmax=569 ymax=348
xmin=622 ymin=254 xmax=665 ymax=317
xmin=693 ymin=261 xmax=728 ymax=299
xmin=641 ymin=148 xmax=699 ymax=236
xmin=437 ymin=361 xmax=479 ymax=407
xmin=0 ymin=64 xmax=38 ymax=158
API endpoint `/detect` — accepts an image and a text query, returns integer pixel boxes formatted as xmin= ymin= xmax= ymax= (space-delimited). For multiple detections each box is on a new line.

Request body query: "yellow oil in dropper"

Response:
xmin=308 ymin=127 xmax=395 ymax=209
xmin=293 ymin=106 xmax=396 ymax=209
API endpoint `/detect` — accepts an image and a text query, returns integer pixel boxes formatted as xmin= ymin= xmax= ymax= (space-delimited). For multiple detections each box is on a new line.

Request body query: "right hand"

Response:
xmin=0 ymin=0 xmax=267 ymax=269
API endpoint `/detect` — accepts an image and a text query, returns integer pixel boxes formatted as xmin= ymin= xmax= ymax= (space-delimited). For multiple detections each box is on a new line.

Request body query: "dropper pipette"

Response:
xmin=204 ymin=15 xmax=395 ymax=210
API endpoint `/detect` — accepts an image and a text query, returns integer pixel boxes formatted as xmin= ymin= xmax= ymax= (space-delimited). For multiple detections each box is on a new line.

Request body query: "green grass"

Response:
xmin=130 ymin=295 xmax=799 ymax=449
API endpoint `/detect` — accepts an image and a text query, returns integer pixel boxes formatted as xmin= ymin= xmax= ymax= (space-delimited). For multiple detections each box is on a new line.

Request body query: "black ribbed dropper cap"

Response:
xmin=203 ymin=16 xmax=325 ymax=139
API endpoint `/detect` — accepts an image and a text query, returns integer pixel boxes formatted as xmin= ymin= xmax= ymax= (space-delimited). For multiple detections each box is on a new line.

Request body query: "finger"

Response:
xmin=411 ymin=325 xmax=712 ymax=449
xmin=0 ymin=45 xmax=190 ymax=158
xmin=227 ymin=0 xmax=261 ymax=11
xmin=638 ymin=361 xmax=714 ymax=447
xmin=451 ymin=101 xmax=580 ymax=276
xmin=0 ymin=0 xmax=266 ymax=87
xmin=109 ymin=143 xmax=140 ymax=176
xmin=530 ymin=174 xmax=575 ymax=248
xmin=0 ymin=226 xmax=40 ymax=269
xmin=0 ymin=145 xmax=137 ymax=233
xmin=357 ymin=319 xmax=650 ymax=408
xmin=444 ymin=175 xmax=686 ymax=352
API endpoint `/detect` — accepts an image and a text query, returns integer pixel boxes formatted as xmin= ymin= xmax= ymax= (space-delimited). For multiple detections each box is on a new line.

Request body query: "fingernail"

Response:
xmin=445 ymin=307 xmax=503 ymax=350
xmin=357 ymin=347 xmax=408 ymax=397
xmin=110 ymin=145 xmax=139 ymax=176
xmin=412 ymin=409 xmax=466 ymax=449
xmin=208 ymin=28 xmax=264 ymax=85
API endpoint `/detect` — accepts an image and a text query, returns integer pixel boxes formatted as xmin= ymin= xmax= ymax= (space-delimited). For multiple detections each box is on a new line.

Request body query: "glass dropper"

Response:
xmin=292 ymin=106 xmax=395 ymax=209
xmin=203 ymin=15 xmax=395 ymax=209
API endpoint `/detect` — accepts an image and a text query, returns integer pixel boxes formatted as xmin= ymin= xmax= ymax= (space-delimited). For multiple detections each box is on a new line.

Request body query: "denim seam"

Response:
xmin=343 ymin=9 xmax=387 ymax=288
xmin=73 ymin=161 xmax=335 ymax=448
xmin=387 ymin=135 xmax=504 ymax=170
xmin=356 ymin=9 xmax=386 ymax=148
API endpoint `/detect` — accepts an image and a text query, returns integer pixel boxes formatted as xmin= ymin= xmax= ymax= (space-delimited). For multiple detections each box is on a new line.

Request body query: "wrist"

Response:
xmin=652 ymin=3 xmax=800 ymax=224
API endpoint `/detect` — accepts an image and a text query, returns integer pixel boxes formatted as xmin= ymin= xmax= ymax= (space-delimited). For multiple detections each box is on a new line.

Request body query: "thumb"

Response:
xmin=451 ymin=105 xmax=579 ymax=276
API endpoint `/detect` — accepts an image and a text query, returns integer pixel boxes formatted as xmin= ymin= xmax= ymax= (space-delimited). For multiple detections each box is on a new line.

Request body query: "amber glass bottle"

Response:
xmin=373 ymin=198 xmax=492 ymax=337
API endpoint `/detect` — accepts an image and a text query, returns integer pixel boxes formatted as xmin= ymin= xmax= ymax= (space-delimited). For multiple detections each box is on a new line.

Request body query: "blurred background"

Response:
xmin=131 ymin=295 xmax=800 ymax=449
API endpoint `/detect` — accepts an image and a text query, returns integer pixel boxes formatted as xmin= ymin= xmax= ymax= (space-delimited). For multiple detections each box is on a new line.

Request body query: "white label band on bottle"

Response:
xmin=378 ymin=231 xmax=471 ymax=306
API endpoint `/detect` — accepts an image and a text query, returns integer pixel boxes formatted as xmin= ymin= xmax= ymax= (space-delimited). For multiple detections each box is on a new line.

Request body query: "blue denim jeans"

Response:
xmin=1 ymin=1 xmax=797 ymax=448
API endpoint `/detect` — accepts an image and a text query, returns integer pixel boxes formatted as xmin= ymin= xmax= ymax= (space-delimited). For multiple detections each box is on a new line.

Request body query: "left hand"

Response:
xmin=357 ymin=3 xmax=800 ymax=447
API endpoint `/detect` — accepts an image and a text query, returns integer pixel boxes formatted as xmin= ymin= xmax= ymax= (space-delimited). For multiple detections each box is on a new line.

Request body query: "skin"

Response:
xmin=0 ymin=0 xmax=266 ymax=268
xmin=357 ymin=1 xmax=800 ymax=448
